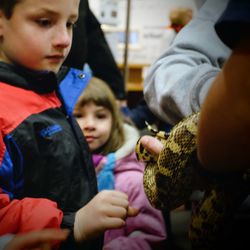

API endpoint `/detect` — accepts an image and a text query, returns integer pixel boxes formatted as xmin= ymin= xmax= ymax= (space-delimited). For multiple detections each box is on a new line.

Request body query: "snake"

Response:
xmin=136 ymin=113 xmax=250 ymax=249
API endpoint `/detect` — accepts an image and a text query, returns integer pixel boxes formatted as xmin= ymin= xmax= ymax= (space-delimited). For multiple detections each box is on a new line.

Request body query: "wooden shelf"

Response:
xmin=118 ymin=63 xmax=149 ymax=69
xmin=127 ymin=82 xmax=143 ymax=92
xmin=118 ymin=63 xmax=149 ymax=92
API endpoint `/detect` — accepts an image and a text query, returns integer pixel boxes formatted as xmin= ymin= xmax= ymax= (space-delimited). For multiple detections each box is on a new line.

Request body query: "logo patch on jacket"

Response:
xmin=39 ymin=125 xmax=62 ymax=138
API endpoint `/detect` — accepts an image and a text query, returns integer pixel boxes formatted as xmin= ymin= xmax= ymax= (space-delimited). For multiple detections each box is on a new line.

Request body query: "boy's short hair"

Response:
xmin=0 ymin=0 xmax=20 ymax=19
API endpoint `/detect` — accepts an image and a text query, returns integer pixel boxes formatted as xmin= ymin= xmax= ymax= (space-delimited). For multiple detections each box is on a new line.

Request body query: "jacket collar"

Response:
xmin=0 ymin=62 xmax=58 ymax=94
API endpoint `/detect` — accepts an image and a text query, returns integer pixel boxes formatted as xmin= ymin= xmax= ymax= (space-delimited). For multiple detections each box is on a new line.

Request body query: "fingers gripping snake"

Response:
xmin=136 ymin=113 xmax=250 ymax=249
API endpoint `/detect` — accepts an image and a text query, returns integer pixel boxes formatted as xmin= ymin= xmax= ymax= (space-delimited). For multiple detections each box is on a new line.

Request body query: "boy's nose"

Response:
xmin=53 ymin=26 xmax=71 ymax=48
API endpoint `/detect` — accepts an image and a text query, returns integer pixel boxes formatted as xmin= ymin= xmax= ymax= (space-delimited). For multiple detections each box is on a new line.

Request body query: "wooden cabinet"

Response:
xmin=118 ymin=63 xmax=149 ymax=92
xmin=118 ymin=63 xmax=149 ymax=107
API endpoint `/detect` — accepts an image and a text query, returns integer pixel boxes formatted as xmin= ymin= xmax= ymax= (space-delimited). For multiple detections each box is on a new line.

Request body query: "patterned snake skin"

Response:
xmin=136 ymin=113 xmax=250 ymax=249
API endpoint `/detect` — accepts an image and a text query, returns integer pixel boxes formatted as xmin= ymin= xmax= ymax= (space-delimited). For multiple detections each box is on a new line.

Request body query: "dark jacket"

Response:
xmin=63 ymin=0 xmax=126 ymax=100
xmin=0 ymin=63 xmax=102 ymax=250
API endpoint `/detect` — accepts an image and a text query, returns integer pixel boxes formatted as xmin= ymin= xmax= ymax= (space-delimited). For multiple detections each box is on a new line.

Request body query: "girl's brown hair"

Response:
xmin=75 ymin=77 xmax=125 ymax=154
xmin=0 ymin=0 xmax=20 ymax=19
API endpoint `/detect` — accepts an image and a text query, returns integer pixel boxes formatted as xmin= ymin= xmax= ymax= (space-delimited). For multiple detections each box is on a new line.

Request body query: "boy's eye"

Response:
xmin=66 ymin=21 xmax=77 ymax=29
xmin=36 ymin=18 xmax=52 ymax=27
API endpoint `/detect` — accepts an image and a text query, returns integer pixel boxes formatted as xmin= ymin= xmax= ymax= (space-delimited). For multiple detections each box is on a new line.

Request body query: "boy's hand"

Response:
xmin=74 ymin=190 xmax=139 ymax=242
xmin=4 ymin=229 xmax=69 ymax=250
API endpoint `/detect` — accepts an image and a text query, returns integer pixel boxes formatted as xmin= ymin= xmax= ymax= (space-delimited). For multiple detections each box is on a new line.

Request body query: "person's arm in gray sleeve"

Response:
xmin=144 ymin=0 xmax=231 ymax=125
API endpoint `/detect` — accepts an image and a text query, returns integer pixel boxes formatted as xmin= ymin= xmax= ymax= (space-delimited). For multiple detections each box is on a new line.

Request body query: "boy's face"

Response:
xmin=0 ymin=0 xmax=80 ymax=73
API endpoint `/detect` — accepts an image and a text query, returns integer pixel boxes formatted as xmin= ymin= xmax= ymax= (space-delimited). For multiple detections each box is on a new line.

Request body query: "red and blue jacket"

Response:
xmin=0 ymin=62 xmax=102 ymax=250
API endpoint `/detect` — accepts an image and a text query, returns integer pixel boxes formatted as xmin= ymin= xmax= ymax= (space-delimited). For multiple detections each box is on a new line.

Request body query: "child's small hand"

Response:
xmin=74 ymin=190 xmax=139 ymax=242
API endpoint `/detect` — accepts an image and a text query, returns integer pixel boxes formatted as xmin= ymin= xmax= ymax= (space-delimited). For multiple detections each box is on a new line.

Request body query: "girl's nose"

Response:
xmin=81 ymin=117 xmax=96 ymax=131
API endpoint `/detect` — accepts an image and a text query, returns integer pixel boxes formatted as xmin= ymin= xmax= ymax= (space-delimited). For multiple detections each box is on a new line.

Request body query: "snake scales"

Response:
xmin=136 ymin=113 xmax=250 ymax=249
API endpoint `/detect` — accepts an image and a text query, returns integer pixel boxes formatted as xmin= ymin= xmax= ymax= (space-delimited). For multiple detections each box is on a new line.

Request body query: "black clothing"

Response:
xmin=64 ymin=0 xmax=126 ymax=100
xmin=215 ymin=0 xmax=250 ymax=49
xmin=0 ymin=62 xmax=102 ymax=250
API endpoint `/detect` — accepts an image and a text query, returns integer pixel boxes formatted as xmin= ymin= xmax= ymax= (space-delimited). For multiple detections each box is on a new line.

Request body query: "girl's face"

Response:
xmin=0 ymin=0 xmax=79 ymax=73
xmin=75 ymin=102 xmax=113 ymax=152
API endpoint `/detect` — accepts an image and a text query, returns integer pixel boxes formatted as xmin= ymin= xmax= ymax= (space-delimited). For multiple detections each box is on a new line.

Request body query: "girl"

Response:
xmin=74 ymin=77 xmax=167 ymax=250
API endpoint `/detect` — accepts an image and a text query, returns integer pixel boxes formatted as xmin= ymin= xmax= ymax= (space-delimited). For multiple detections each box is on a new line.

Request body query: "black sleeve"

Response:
xmin=64 ymin=0 xmax=126 ymax=100
xmin=215 ymin=0 xmax=250 ymax=49
xmin=128 ymin=99 xmax=157 ymax=129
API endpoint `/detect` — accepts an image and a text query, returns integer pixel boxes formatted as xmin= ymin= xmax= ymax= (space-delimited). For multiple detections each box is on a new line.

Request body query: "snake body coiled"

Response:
xmin=136 ymin=113 xmax=250 ymax=249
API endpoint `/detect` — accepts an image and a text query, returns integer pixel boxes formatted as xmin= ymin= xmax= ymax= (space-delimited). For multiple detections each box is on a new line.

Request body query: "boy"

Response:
xmin=0 ymin=1 xmax=137 ymax=249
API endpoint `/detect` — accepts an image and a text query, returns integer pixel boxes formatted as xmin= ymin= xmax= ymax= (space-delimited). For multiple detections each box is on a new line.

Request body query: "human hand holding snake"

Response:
xmin=138 ymin=135 xmax=164 ymax=159
xmin=136 ymin=113 xmax=250 ymax=249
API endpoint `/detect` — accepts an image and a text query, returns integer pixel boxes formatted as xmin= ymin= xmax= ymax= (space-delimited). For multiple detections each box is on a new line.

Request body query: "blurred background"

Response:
xmin=88 ymin=0 xmax=205 ymax=108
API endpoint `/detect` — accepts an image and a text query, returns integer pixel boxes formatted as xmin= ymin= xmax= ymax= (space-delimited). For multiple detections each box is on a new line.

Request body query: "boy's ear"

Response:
xmin=0 ymin=10 xmax=5 ymax=36
xmin=0 ymin=9 xmax=5 ymax=36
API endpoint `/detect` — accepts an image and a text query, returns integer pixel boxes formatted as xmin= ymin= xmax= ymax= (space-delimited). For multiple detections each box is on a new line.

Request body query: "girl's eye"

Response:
xmin=73 ymin=113 xmax=82 ymax=118
xmin=96 ymin=113 xmax=108 ymax=119
xmin=36 ymin=18 xmax=52 ymax=28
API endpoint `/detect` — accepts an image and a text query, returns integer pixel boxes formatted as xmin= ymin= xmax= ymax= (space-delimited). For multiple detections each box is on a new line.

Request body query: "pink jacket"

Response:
xmin=94 ymin=124 xmax=167 ymax=250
